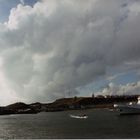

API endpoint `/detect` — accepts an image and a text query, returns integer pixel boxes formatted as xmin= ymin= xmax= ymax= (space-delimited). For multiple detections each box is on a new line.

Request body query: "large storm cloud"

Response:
xmin=0 ymin=0 xmax=140 ymax=104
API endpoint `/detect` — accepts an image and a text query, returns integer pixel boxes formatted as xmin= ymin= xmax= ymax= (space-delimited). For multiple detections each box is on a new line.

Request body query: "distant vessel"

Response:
xmin=70 ymin=114 xmax=88 ymax=119
xmin=114 ymin=97 xmax=140 ymax=115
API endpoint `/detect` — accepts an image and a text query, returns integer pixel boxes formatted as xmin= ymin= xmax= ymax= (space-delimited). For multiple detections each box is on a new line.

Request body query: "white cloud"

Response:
xmin=0 ymin=57 xmax=21 ymax=105
xmin=96 ymin=82 xmax=140 ymax=96
xmin=0 ymin=0 xmax=140 ymax=104
xmin=20 ymin=0 xmax=24 ymax=5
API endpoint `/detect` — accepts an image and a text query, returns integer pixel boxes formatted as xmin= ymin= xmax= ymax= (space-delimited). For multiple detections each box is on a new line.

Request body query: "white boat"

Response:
xmin=114 ymin=97 xmax=140 ymax=115
xmin=70 ymin=114 xmax=88 ymax=119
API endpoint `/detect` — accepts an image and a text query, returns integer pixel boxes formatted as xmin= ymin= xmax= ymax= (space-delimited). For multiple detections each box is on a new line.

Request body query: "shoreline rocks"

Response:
xmin=0 ymin=95 xmax=138 ymax=115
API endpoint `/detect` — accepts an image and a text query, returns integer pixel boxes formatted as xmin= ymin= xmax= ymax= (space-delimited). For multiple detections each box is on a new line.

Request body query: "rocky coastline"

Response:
xmin=0 ymin=95 xmax=139 ymax=115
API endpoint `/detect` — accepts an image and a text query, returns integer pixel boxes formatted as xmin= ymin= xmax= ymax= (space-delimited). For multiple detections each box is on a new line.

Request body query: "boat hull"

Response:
xmin=70 ymin=115 xmax=88 ymax=119
xmin=117 ymin=105 xmax=140 ymax=115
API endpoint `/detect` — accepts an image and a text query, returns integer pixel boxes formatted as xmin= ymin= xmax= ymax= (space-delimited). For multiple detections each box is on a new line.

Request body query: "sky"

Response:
xmin=0 ymin=0 xmax=140 ymax=105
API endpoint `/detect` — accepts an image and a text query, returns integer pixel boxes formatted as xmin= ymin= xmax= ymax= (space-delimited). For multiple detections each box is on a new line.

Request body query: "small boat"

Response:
xmin=70 ymin=114 xmax=88 ymax=119
xmin=114 ymin=96 xmax=140 ymax=115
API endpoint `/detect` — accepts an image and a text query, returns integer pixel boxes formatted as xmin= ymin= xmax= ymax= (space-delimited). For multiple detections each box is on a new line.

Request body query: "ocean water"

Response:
xmin=0 ymin=109 xmax=140 ymax=139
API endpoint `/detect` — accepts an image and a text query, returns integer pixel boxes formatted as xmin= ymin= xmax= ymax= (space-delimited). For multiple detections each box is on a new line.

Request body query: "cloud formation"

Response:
xmin=0 ymin=0 xmax=140 ymax=104
xmin=96 ymin=82 xmax=140 ymax=96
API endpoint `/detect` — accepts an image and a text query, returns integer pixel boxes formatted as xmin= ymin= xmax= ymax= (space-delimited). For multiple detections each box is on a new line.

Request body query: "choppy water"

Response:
xmin=0 ymin=109 xmax=140 ymax=139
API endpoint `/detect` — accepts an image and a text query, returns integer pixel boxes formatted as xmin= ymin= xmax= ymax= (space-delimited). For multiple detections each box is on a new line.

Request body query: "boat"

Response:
xmin=70 ymin=114 xmax=88 ymax=119
xmin=114 ymin=96 xmax=140 ymax=115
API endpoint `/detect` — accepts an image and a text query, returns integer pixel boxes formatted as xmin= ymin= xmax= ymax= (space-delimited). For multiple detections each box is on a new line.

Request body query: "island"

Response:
xmin=0 ymin=95 xmax=139 ymax=115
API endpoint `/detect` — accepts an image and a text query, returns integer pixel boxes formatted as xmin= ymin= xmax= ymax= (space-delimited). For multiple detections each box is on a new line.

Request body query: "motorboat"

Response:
xmin=70 ymin=114 xmax=88 ymax=119
xmin=114 ymin=96 xmax=140 ymax=115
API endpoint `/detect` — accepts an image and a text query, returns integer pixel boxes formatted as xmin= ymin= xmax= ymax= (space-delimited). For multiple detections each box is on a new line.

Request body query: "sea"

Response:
xmin=0 ymin=108 xmax=140 ymax=139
